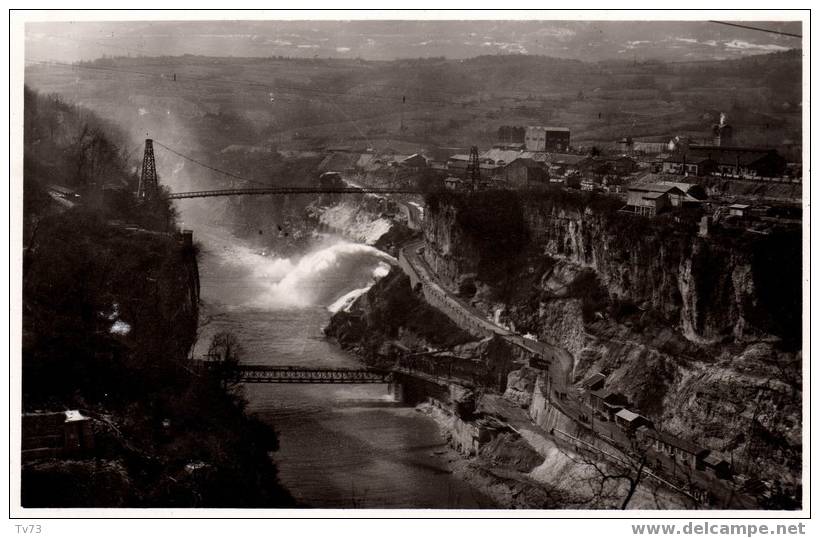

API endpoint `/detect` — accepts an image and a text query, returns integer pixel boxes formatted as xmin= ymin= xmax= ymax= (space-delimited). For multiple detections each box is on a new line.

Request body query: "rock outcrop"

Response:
xmin=422 ymin=190 xmax=802 ymax=497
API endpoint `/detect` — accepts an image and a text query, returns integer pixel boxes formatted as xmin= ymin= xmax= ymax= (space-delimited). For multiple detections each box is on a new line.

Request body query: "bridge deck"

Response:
xmin=169 ymin=187 xmax=429 ymax=199
xmin=232 ymin=366 xmax=390 ymax=384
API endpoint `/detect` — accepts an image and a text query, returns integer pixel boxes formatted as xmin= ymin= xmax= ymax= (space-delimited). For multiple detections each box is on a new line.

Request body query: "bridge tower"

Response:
xmin=137 ymin=139 xmax=159 ymax=200
xmin=465 ymin=145 xmax=480 ymax=190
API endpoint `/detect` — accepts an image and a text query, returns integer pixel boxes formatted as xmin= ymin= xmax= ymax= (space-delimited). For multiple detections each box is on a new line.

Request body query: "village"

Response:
xmin=309 ymin=112 xmax=801 ymax=237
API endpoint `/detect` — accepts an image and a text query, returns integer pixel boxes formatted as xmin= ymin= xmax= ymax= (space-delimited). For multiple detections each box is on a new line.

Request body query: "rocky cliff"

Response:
xmin=422 ymin=190 xmax=802 ymax=502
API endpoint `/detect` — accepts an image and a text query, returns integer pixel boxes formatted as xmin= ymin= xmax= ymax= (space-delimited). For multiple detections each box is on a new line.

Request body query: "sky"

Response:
xmin=25 ymin=19 xmax=803 ymax=64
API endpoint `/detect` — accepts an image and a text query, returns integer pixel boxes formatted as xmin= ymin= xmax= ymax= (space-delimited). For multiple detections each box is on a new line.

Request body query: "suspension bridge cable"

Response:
xmin=152 ymin=140 xmax=270 ymax=187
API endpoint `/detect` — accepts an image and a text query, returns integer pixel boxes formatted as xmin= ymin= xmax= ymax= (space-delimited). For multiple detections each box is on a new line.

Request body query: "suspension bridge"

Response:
xmin=135 ymin=138 xmax=444 ymax=201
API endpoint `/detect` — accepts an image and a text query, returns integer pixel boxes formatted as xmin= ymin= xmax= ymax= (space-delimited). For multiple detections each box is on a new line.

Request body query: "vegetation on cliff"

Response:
xmin=21 ymin=89 xmax=294 ymax=507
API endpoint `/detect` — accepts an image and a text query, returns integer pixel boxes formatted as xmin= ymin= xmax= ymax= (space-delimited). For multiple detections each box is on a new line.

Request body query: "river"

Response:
xmin=187 ymin=223 xmax=491 ymax=508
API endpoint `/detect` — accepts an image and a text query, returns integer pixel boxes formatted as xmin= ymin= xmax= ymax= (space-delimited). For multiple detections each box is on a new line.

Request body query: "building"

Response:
xmin=728 ymin=204 xmax=751 ymax=217
xmin=639 ymin=429 xmax=710 ymax=470
xmin=544 ymin=153 xmax=590 ymax=177
xmin=400 ymin=153 xmax=429 ymax=169
xmin=501 ymin=158 xmax=548 ymax=188
xmin=712 ymin=113 xmax=734 ymax=146
xmin=614 ymin=409 xmax=652 ymax=432
xmin=662 ymin=154 xmax=716 ymax=176
xmin=657 ymin=182 xmax=708 ymax=204
xmin=686 ymin=146 xmax=787 ymax=179
xmin=580 ymin=372 xmax=606 ymax=392
xmin=22 ymin=410 xmax=95 ymax=463
xmin=581 ymin=156 xmax=637 ymax=177
xmin=586 ymin=389 xmax=629 ymax=420
xmin=480 ymin=148 xmax=525 ymax=166
xmin=525 ymin=126 xmax=571 ymax=152
xmin=625 ymin=183 xmax=689 ymax=217
xmin=703 ymin=453 xmax=733 ymax=479
xmin=447 ymin=154 xmax=499 ymax=175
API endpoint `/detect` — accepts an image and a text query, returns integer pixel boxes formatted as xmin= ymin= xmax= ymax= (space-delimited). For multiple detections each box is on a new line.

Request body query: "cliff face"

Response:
xmin=422 ymin=190 xmax=802 ymax=493
xmin=425 ymin=192 xmax=800 ymax=346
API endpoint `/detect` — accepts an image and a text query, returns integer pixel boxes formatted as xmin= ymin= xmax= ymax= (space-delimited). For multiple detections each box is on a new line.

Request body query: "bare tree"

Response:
xmin=555 ymin=436 xmax=647 ymax=509
xmin=207 ymin=331 xmax=244 ymax=389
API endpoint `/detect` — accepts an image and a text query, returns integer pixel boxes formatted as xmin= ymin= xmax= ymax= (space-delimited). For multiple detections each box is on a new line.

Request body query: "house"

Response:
xmin=501 ymin=158 xmax=548 ymax=188
xmin=580 ymin=372 xmax=606 ymax=392
xmin=703 ymin=453 xmax=733 ymax=479
xmin=400 ymin=153 xmax=429 ymax=169
xmin=614 ymin=409 xmax=652 ymax=432
xmin=581 ymin=155 xmax=637 ymax=177
xmin=544 ymin=153 xmax=590 ymax=177
xmin=609 ymin=155 xmax=638 ymax=175
xmin=640 ymin=429 xmax=710 ymax=470
xmin=625 ymin=183 xmax=689 ymax=217
xmin=480 ymin=148 xmax=525 ymax=166
xmin=687 ymin=145 xmax=788 ymax=179
xmin=587 ymin=389 xmax=629 ymax=420
xmin=446 ymin=154 xmax=471 ymax=171
xmin=444 ymin=177 xmax=465 ymax=190
xmin=728 ymin=204 xmax=751 ymax=217
xmin=662 ymin=154 xmax=716 ymax=176
xmin=525 ymin=126 xmax=571 ymax=152
xmin=657 ymin=181 xmax=708 ymax=203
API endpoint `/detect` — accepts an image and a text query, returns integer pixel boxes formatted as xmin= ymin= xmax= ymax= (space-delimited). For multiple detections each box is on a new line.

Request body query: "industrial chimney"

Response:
xmin=712 ymin=113 xmax=733 ymax=147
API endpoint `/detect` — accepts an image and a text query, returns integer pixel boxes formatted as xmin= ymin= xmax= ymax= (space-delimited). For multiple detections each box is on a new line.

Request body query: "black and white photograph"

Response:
xmin=9 ymin=9 xmax=810 ymax=520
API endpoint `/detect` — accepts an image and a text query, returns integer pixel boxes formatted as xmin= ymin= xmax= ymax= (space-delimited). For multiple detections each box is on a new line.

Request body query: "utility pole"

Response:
xmin=400 ymin=95 xmax=406 ymax=132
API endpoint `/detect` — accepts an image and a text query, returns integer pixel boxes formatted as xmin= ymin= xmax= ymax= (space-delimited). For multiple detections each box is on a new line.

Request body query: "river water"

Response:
xmin=188 ymin=223 xmax=491 ymax=508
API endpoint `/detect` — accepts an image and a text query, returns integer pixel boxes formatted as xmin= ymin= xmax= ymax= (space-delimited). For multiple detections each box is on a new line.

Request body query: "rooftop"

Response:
xmin=615 ymin=409 xmax=642 ymax=422
xmin=644 ymin=429 xmax=709 ymax=456
xmin=528 ymin=126 xmax=571 ymax=132
xmin=581 ymin=372 xmax=606 ymax=389
xmin=629 ymin=183 xmax=686 ymax=195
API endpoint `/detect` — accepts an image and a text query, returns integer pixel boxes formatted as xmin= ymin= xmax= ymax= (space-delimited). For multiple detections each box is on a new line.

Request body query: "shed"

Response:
xmin=614 ymin=408 xmax=652 ymax=431
xmin=728 ymin=204 xmax=751 ymax=217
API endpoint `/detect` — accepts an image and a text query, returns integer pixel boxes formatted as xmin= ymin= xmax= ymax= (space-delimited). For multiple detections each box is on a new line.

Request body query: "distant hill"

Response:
xmin=24 ymin=50 xmax=802 ymax=161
